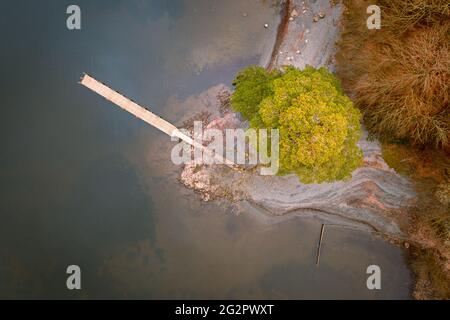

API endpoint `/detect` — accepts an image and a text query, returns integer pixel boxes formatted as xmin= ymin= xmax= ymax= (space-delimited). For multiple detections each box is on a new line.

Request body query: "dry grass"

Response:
xmin=354 ymin=22 xmax=450 ymax=147
xmin=338 ymin=0 xmax=450 ymax=148
xmin=410 ymin=249 xmax=450 ymax=300
xmin=382 ymin=143 xmax=450 ymax=299
xmin=379 ymin=0 xmax=450 ymax=33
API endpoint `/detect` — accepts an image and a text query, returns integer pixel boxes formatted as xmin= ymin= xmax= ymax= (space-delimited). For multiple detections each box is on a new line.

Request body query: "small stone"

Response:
xmin=296 ymin=50 xmax=301 ymax=54
xmin=289 ymin=17 xmax=294 ymax=21
xmin=242 ymin=12 xmax=248 ymax=17
xmin=264 ymin=23 xmax=269 ymax=28
xmin=313 ymin=16 xmax=319 ymax=22
xmin=279 ymin=51 xmax=283 ymax=54
xmin=291 ymin=9 xmax=299 ymax=17
xmin=305 ymin=28 xmax=310 ymax=34
xmin=305 ymin=39 xmax=309 ymax=43
xmin=404 ymin=242 xmax=410 ymax=249
xmin=319 ymin=12 xmax=326 ymax=19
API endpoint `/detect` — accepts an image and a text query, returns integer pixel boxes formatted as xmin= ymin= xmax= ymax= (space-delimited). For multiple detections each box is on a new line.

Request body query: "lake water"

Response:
xmin=0 ymin=0 xmax=411 ymax=299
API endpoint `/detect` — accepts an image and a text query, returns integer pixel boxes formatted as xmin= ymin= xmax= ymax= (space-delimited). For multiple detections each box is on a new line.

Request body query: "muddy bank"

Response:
xmin=173 ymin=0 xmax=416 ymax=237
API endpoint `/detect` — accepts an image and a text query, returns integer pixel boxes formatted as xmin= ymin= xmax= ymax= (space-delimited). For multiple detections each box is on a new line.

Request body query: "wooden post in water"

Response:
xmin=79 ymin=73 xmax=236 ymax=168
xmin=316 ymin=224 xmax=325 ymax=267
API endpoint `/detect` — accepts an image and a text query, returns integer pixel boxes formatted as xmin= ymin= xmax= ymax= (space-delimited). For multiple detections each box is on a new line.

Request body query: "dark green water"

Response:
xmin=0 ymin=0 xmax=411 ymax=299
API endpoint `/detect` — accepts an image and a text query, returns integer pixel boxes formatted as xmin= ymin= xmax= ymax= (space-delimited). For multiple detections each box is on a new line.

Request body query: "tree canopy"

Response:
xmin=231 ymin=65 xmax=363 ymax=183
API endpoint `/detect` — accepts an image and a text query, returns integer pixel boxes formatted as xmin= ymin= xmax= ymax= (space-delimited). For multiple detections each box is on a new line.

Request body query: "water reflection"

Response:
xmin=0 ymin=0 xmax=411 ymax=299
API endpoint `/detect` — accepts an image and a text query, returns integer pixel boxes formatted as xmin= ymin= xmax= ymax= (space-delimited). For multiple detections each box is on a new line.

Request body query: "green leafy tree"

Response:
xmin=231 ymin=66 xmax=363 ymax=183
xmin=230 ymin=66 xmax=281 ymax=120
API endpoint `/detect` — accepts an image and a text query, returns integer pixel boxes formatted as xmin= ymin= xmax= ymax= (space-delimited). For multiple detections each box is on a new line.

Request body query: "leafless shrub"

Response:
xmin=217 ymin=89 xmax=232 ymax=116
xmin=352 ymin=22 xmax=450 ymax=147
xmin=181 ymin=111 xmax=211 ymax=133
xmin=379 ymin=0 xmax=450 ymax=33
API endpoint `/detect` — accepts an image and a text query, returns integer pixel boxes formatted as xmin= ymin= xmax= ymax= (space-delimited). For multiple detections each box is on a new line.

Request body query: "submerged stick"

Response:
xmin=316 ymin=224 xmax=325 ymax=267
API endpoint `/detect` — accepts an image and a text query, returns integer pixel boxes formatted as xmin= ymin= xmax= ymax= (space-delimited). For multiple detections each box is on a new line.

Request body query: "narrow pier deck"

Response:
xmin=80 ymin=74 xmax=236 ymax=168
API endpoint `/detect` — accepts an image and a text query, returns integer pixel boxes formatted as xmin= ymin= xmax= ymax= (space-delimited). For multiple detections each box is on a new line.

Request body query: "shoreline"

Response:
xmin=178 ymin=0 xmax=415 ymax=240
xmin=334 ymin=0 xmax=450 ymax=299
xmin=268 ymin=0 xmax=449 ymax=299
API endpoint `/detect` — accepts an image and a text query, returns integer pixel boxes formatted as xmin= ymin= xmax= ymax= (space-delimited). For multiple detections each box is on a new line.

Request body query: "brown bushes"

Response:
xmin=338 ymin=0 xmax=450 ymax=148
xmin=338 ymin=2 xmax=450 ymax=298
xmin=379 ymin=0 xmax=450 ymax=33
xmin=354 ymin=22 xmax=450 ymax=147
